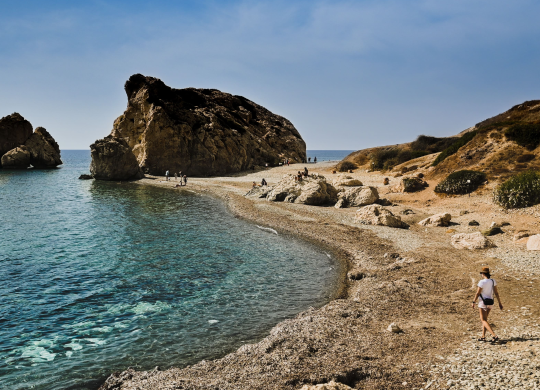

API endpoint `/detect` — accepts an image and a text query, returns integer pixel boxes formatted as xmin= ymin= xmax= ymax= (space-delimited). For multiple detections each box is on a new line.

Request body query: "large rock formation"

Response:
xmin=90 ymin=135 xmax=144 ymax=181
xmin=24 ymin=127 xmax=62 ymax=168
xmin=1 ymin=146 xmax=31 ymax=169
xmin=0 ymin=113 xmax=33 ymax=157
xmin=0 ymin=113 xmax=62 ymax=169
xmin=98 ymin=74 xmax=306 ymax=176
xmin=334 ymin=186 xmax=379 ymax=208
xmin=266 ymin=174 xmax=338 ymax=205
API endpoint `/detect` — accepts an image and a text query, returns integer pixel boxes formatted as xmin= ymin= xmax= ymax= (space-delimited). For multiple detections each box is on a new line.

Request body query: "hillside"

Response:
xmin=340 ymin=100 xmax=540 ymax=181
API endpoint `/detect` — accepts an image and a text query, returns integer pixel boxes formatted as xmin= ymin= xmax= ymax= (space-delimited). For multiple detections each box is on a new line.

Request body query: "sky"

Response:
xmin=1 ymin=0 xmax=540 ymax=150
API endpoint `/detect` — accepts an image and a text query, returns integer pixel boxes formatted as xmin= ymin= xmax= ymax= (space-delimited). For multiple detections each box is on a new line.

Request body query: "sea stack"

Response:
xmin=90 ymin=74 xmax=306 ymax=178
xmin=0 ymin=113 xmax=62 ymax=169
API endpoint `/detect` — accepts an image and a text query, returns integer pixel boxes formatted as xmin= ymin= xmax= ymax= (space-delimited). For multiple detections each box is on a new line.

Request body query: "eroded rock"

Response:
xmin=332 ymin=175 xmax=363 ymax=187
xmin=335 ymin=186 xmax=379 ymax=208
xmin=0 ymin=113 xmax=33 ymax=157
xmin=24 ymin=127 xmax=62 ymax=168
xmin=418 ymin=213 xmax=452 ymax=227
xmin=1 ymin=146 xmax=31 ymax=169
xmin=451 ymin=232 xmax=496 ymax=250
xmin=90 ymin=135 xmax=144 ymax=181
xmin=266 ymin=174 xmax=338 ymax=205
xmin=354 ymin=205 xmax=409 ymax=229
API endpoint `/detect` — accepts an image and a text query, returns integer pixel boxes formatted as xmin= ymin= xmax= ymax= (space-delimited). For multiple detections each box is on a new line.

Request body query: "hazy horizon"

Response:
xmin=1 ymin=1 xmax=539 ymax=150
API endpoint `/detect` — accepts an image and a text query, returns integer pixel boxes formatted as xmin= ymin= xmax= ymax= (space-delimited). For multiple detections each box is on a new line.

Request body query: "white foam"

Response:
xmin=65 ymin=351 xmax=73 ymax=358
xmin=131 ymin=301 xmax=171 ymax=314
xmin=208 ymin=320 xmax=219 ymax=324
xmin=21 ymin=346 xmax=57 ymax=362
xmin=63 ymin=321 xmax=95 ymax=330
xmin=256 ymin=225 xmax=278 ymax=235
xmin=65 ymin=341 xmax=83 ymax=351
xmin=84 ymin=338 xmax=107 ymax=346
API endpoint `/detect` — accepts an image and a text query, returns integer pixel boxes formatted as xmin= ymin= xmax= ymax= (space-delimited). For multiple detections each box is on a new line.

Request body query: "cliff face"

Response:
xmin=106 ymin=74 xmax=306 ymax=176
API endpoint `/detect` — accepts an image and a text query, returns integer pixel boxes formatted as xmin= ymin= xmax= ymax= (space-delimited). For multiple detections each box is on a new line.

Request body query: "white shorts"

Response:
xmin=478 ymin=300 xmax=494 ymax=310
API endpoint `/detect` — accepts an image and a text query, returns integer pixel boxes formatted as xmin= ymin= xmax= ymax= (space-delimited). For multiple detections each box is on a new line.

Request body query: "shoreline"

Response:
xmin=100 ymin=162 xmax=540 ymax=390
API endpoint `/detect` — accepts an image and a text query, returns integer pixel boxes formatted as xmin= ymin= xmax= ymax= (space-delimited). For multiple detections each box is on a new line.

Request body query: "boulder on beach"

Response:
xmin=266 ymin=174 xmax=338 ymax=205
xmin=527 ymin=234 xmax=540 ymax=251
xmin=332 ymin=175 xmax=363 ymax=187
xmin=354 ymin=205 xmax=409 ymax=229
xmin=90 ymin=135 xmax=144 ymax=181
xmin=24 ymin=127 xmax=62 ymax=168
xmin=394 ymin=176 xmax=428 ymax=193
xmin=334 ymin=186 xmax=379 ymax=208
xmin=97 ymin=74 xmax=306 ymax=176
xmin=300 ymin=381 xmax=354 ymax=390
xmin=0 ymin=113 xmax=33 ymax=157
xmin=418 ymin=212 xmax=452 ymax=227
xmin=1 ymin=146 xmax=31 ymax=169
xmin=451 ymin=232 xmax=496 ymax=250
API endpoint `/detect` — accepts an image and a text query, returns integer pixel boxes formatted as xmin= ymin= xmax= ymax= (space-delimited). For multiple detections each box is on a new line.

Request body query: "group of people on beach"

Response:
xmin=165 ymin=170 xmax=188 ymax=186
xmin=252 ymin=178 xmax=268 ymax=188
xmin=295 ymin=167 xmax=309 ymax=182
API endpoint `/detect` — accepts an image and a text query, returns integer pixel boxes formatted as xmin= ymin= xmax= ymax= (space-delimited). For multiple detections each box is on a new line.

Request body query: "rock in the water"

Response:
xmin=24 ymin=127 xmax=62 ymax=168
xmin=0 ymin=113 xmax=33 ymax=157
xmin=394 ymin=176 xmax=428 ymax=192
xmin=1 ymin=146 xmax=31 ymax=169
xmin=332 ymin=175 xmax=363 ymax=187
xmin=354 ymin=205 xmax=409 ymax=229
xmin=387 ymin=323 xmax=402 ymax=333
xmin=527 ymin=234 xmax=540 ymax=251
xmin=245 ymin=186 xmax=272 ymax=198
xmin=418 ymin=212 xmax=452 ymax=227
xmin=451 ymin=232 xmax=496 ymax=250
xmin=90 ymin=135 xmax=144 ymax=181
xmin=102 ymin=74 xmax=306 ymax=176
xmin=266 ymin=174 xmax=337 ymax=205
xmin=300 ymin=381 xmax=353 ymax=390
xmin=334 ymin=186 xmax=379 ymax=208
xmin=79 ymin=174 xmax=93 ymax=180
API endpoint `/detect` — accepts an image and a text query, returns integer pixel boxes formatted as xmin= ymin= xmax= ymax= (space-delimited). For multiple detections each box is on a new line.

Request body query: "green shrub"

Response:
xmin=432 ymin=130 xmax=478 ymax=166
xmin=402 ymin=177 xmax=427 ymax=192
xmin=336 ymin=160 xmax=358 ymax=172
xmin=434 ymin=170 xmax=486 ymax=195
xmin=505 ymin=123 xmax=540 ymax=150
xmin=410 ymin=135 xmax=458 ymax=154
xmin=370 ymin=149 xmax=399 ymax=170
xmin=493 ymin=171 xmax=540 ymax=209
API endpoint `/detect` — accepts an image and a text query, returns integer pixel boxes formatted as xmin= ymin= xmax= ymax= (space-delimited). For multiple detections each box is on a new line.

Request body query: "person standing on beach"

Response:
xmin=174 ymin=172 xmax=178 ymax=181
xmin=183 ymin=175 xmax=187 ymax=186
xmin=472 ymin=267 xmax=503 ymax=342
xmin=165 ymin=170 xmax=170 ymax=181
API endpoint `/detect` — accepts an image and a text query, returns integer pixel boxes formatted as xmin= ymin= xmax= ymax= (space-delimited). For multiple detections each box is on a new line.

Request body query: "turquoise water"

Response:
xmin=0 ymin=151 xmax=341 ymax=390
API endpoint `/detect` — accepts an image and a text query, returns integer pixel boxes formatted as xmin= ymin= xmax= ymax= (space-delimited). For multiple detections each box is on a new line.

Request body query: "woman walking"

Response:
xmin=472 ymin=267 xmax=503 ymax=342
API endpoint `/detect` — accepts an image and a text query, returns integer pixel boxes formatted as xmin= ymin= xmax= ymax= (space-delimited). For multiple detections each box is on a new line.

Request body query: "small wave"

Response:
xmin=208 ymin=320 xmax=219 ymax=324
xmin=256 ymin=225 xmax=278 ymax=235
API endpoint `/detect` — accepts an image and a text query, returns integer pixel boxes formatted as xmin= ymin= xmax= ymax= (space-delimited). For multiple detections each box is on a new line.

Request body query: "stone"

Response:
xmin=332 ymin=175 xmax=363 ymax=187
xmin=300 ymin=381 xmax=353 ymax=390
xmin=101 ymin=74 xmax=306 ymax=176
xmin=266 ymin=174 xmax=338 ymax=205
xmin=394 ymin=176 xmax=428 ymax=192
xmin=514 ymin=231 xmax=530 ymax=241
xmin=23 ymin=127 xmax=62 ymax=168
xmin=334 ymin=186 xmax=379 ymax=208
xmin=79 ymin=174 xmax=93 ymax=180
xmin=0 ymin=112 xmax=33 ymax=157
xmin=383 ymin=177 xmax=390 ymax=185
xmin=387 ymin=323 xmax=402 ymax=333
xmin=418 ymin=213 xmax=452 ymax=227
xmin=469 ymin=220 xmax=480 ymax=226
xmin=90 ymin=135 xmax=144 ymax=181
xmin=375 ymin=198 xmax=392 ymax=206
xmin=527 ymin=235 xmax=540 ymax=251
xmin=1 ymin=146 xmax=31 ymax=169
xmin=451 ymin=232 xmax=496 ymax=250
xmin=245 ymin=186 xmax=272 ymax=198
xmin=354 ymin=205 xmax=409 ymax=229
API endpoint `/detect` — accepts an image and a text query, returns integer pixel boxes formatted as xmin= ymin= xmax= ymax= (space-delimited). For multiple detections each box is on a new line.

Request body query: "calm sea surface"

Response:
xmin=0 ymin=150 xmax=342 ymax=390
xmin=306 ymin=150 xmax=354 ymax=162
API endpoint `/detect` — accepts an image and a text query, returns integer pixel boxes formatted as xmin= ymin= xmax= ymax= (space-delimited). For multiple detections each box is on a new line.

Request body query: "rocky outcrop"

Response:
xmin=451 ymin=232 xmax=496 ymax=250
xmin=418 ymin=213 xmax=452 ymax=227
xmin=266 ymin=174 xmax=338 ymax=205
xmin=1 ymin=146 xmax=31 ymax=169
xmin=354 ymin=205 xmax=409 ymax=228
xmin=0 ymin=113 xmax=33 ymax=157
xmin=335 ymin=186 xmax=379 ymax=208
xmin=90 ymin=135 xmax=144 ymax=181
xmin=99 ymin=74 xmax=306 ymax=176
xmin=24 ymin=127 xmax=62 ymax=168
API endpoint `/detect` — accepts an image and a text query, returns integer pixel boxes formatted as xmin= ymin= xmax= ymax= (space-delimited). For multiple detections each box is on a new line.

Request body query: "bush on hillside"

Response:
xmin=434 ymin=170 xmax=486 ymax=195
xmin=505 ymin=123 xmax=540 ymax=150
xmin=401 ymin=177 xmax=428 ymax=192
xmin=410 ymin=135 xmax=458 ymax=154
xmin=336 ymin=160 xmax=358 ymax=172
xmin=516 ymin=153 xmax=536 ymax=163
xmin=493 ymin=171 xmax=540 ymax=209
xmin=432 ymin=130 xmax=478 ymax=166
xmin=370 ymin=148 xmax=429 ymax=171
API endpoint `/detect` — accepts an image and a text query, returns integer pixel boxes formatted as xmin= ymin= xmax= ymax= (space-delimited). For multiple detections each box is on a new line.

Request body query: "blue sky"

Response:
xmin=1 ymin=0 xmax=540 ymax=150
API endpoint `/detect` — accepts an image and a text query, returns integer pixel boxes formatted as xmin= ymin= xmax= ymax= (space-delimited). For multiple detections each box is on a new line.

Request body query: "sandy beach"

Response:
xmin=99 ymin=162 xmax=540 ymax=390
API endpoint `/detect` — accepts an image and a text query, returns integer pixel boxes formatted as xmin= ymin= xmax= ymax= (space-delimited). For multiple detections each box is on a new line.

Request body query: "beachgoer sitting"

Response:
xmin=252 ymin=181 xmax=257 ymax=188
xmin=261 ymin=178 xmax=267 ymax=186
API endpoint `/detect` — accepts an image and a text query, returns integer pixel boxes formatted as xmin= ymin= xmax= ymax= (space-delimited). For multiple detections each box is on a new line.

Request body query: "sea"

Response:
xmin=0 ymin=150 xmax=350 ymax=390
